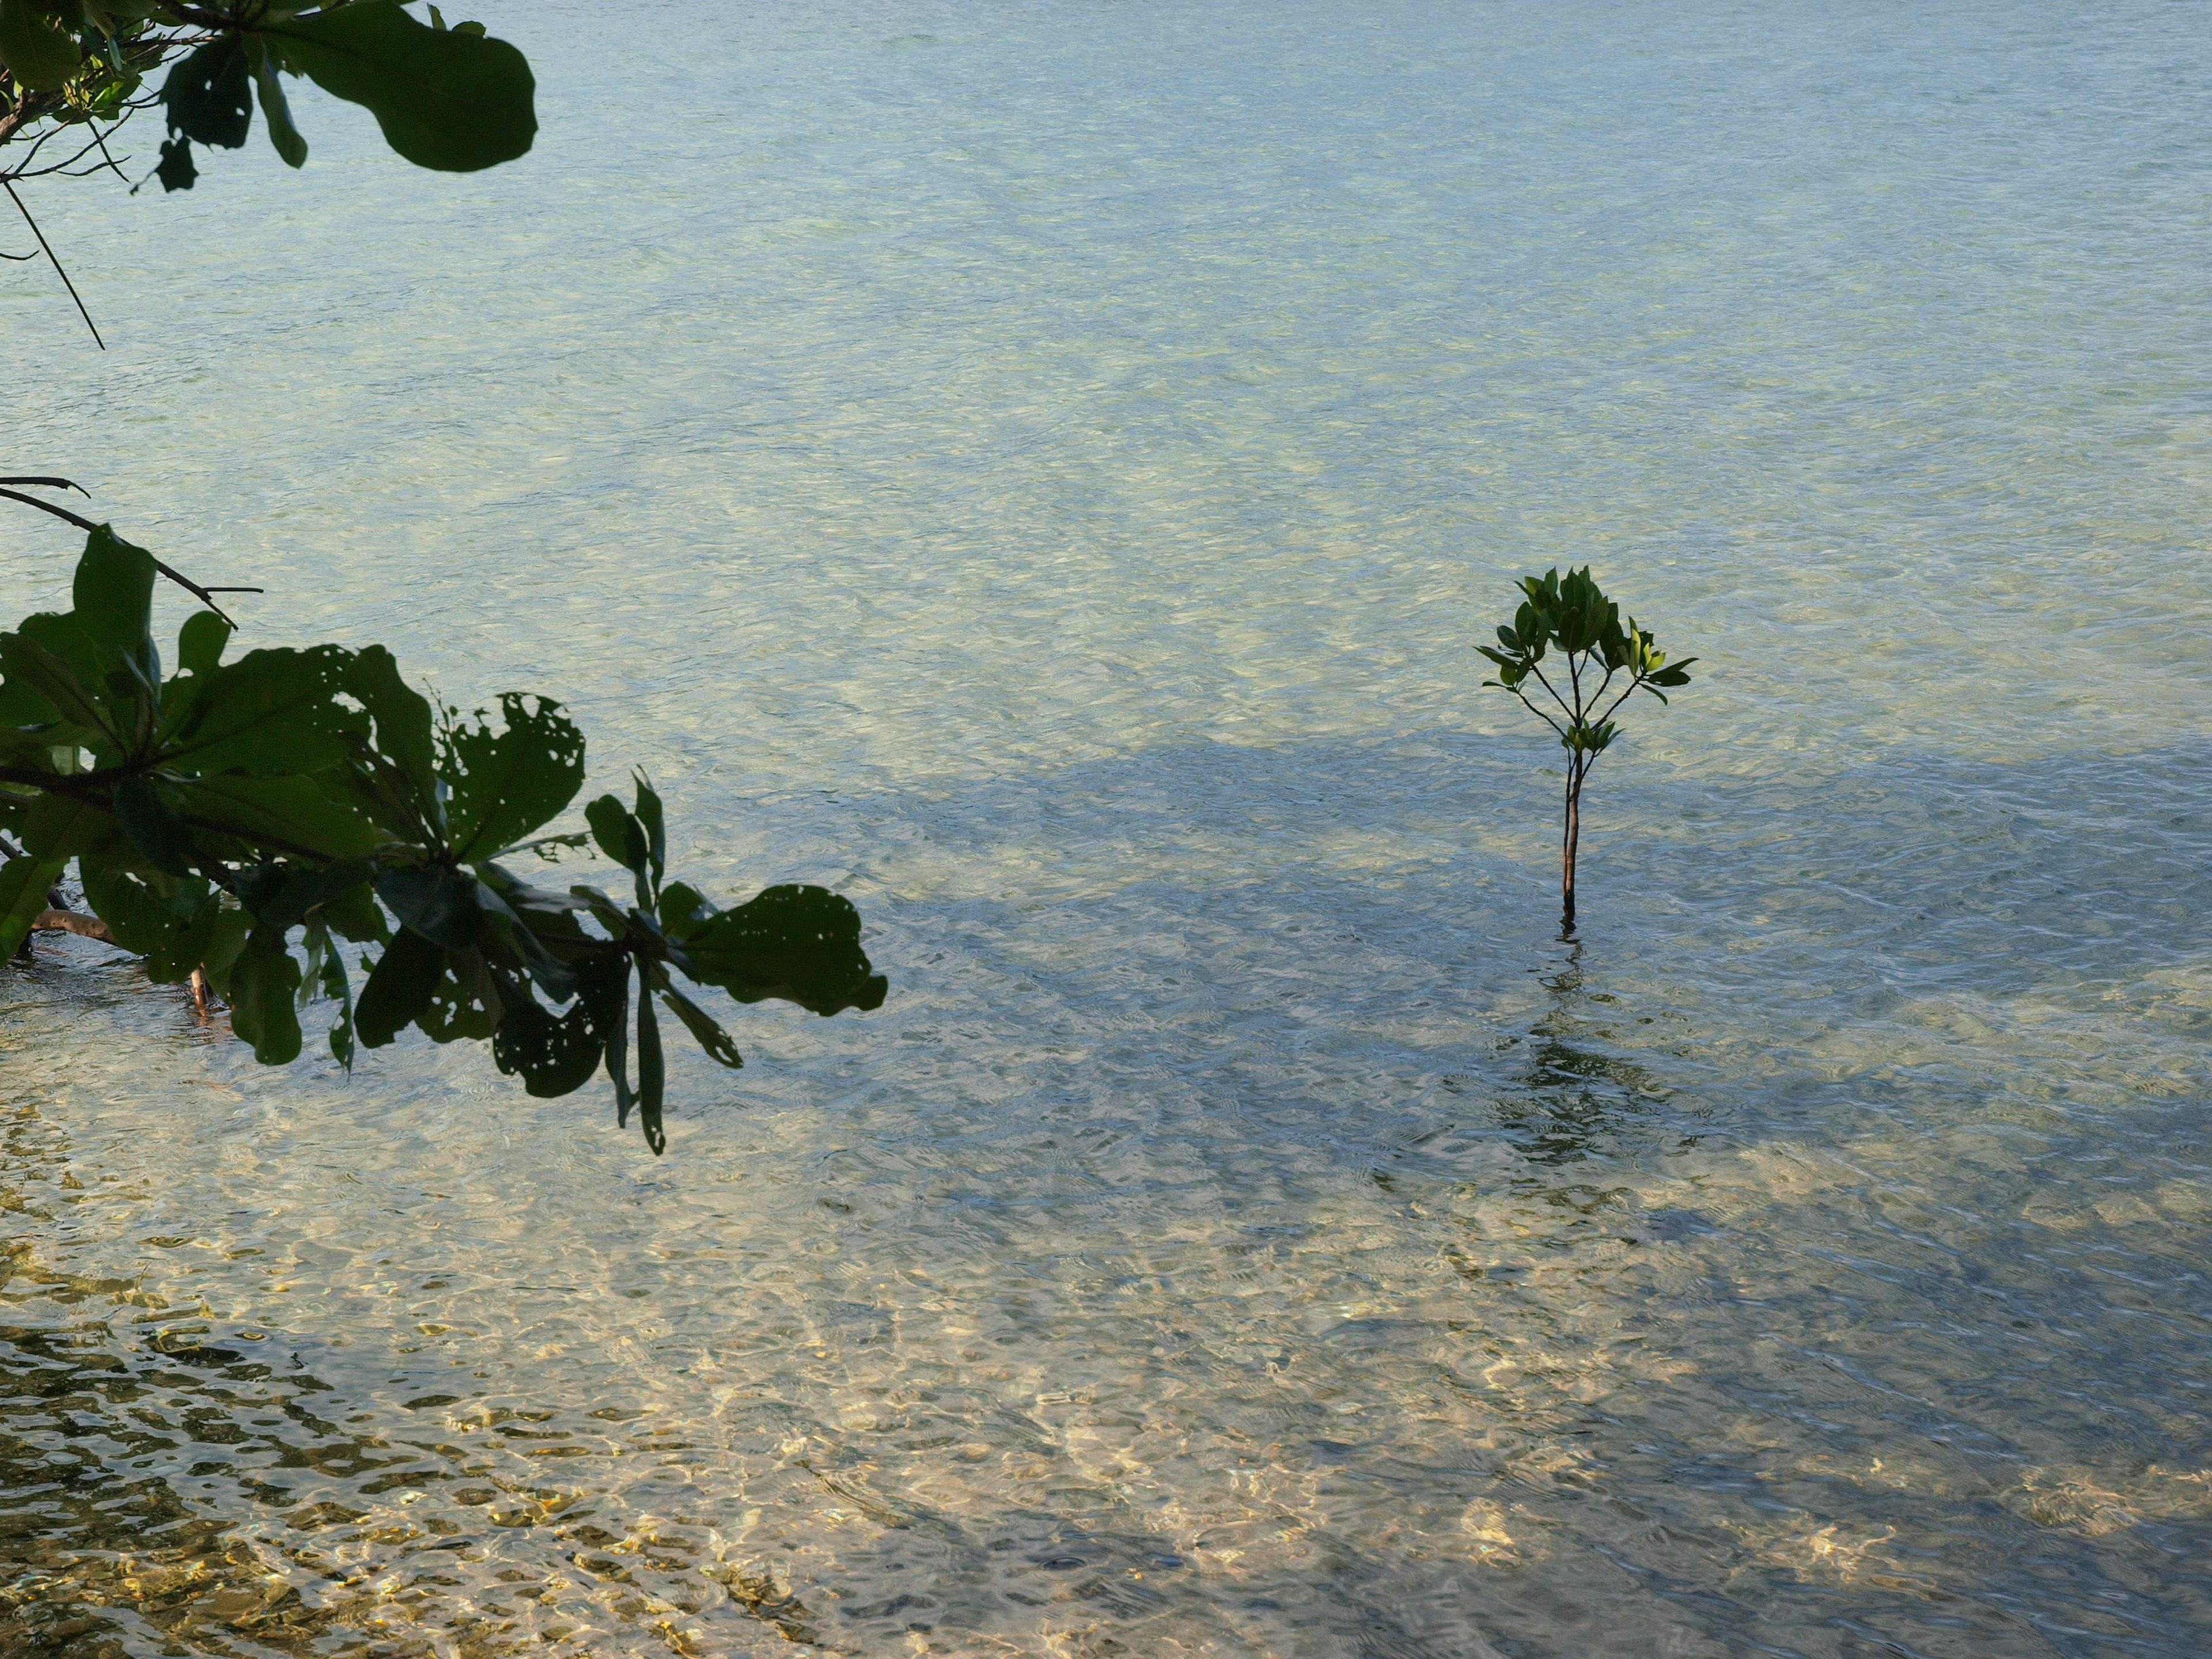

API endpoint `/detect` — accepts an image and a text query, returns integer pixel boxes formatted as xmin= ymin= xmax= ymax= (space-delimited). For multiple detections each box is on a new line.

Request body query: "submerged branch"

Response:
xmin=32 ymin=907 xmax=113 ymax=943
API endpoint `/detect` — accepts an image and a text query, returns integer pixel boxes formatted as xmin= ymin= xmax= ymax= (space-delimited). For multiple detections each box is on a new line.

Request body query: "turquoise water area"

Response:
xmin=3 ymin=2 xmax=2209 ymax=1653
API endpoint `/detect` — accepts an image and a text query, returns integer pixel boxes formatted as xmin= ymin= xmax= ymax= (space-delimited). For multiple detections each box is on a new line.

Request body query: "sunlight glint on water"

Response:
xmin=3 ymin=3 xmax=2210 ymax=1654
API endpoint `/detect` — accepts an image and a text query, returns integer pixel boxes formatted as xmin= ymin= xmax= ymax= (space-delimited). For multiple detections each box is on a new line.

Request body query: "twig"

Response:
xmin=2 ymin=179 xmax=103 ymax=349
xmin=90 ymin=127 xmax=131 ymax=186
xmin=13 ymin=130 xmax=115 ymax=182
xmin=1508 ymin=685 xmax=1569 ymax=742
xmin=1525 ymin=658 xmax=1575 ymax=725
xmin=1592 ymin=673 xmax=1647 ymax=733
xmin=0 ymin=487 xmax=263 ymax=623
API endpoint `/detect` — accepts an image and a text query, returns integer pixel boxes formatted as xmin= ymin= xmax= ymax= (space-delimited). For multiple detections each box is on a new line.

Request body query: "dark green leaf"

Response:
xmin=79 ymin=861 xmax=221 ymax=983
xmin=566 ymin=882 xmax=633 ymax=943
xmin=233 ymin=857 xmax=376 ymax=933
xmin=247 ymin=37 xmax=307 ymax=168
xmin=0 ymin=631 xmax=112 ymax=738
xmin=298 ymin=914 xmax=329 ymax=1013
xmin=20 ymin=793 xmax=114 ymax=868
xmin=632 ymin=771 xmax=665 ymax=889
xmin=584 ymin=792 xmax=646 ymax=877
xmin=635 ymin=971 xmax=665 ymax=1155
xmin=1514 ymin=599 xmax=1544 ymax=649
xmin=491 ymin=995 xmax=604 ymax=1098
xmin=200 ymin=904 xmax=251 ymax=993
xmin=323 ymin=942 xmax=355 ymax=1069
xmin=113 ymin=775 xmax=193 ymax=874
xmin=0 ymin=851 xmax=66 ymax=959
xmin=229 ymin=928 xmax=303 ymax=1065
xmin=156 ymin=138 xmax=197 ymax=192
xmin=475 ymin=862 xmax=590 ymax=935
xmin=374 ymin=864 xmax=479 ymax=949
xmin=77 ymin=860 xmax=176 ymax=956
xmin=275 ymin=0 xmax=536 ymax=172
xmin=173 ymin=774 xmax=382 ymax=859
xmin=177 ymin=611 xmax=232 ymax=677
xmin=73 ymin=526 xmax=157 ymax=674
xmin=678 ymin=884 xmax=887 ymax=1017
xmin=163 ymin=35 xmax=252 ymax=149
xmin=162 ymin=646 xmax=362 ymax=774
xmin=344 ymin=645 xmax=437 ymax=803
xmin=0 ymin=0 xmax=81 ymax=91
xmin=470 ymin=877 xmax=577 ymax=1002
xmin=657 ymin=881 xmax=713 ymax=941
xmin=354 ymin=925 xmax=444 ymax=1047
xmin=418 ymin=950 xmax=495 ymax=1041
xmin=660 ymin=982 xmax=742 ymax=1070
xmin=576 ymin=954 xmax=631 ymax=1124
xmin=442 ymin=694 xmax=585 ymax=860
xmin=319 ymin=877 xmax=388 ymax=944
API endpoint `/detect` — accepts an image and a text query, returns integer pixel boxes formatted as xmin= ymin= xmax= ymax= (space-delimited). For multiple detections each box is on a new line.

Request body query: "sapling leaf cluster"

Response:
xmin=1477 ymin=566 xmax=1694 ymax=929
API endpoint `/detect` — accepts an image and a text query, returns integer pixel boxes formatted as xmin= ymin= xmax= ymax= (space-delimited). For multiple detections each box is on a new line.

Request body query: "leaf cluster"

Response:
xmin=1 ymin=1 xmax=533 ymax=190
xmin=1475 ymin=566 xmax=1694 ymax=760
xmin=0 ymin=528 xmax=887 ymax=1154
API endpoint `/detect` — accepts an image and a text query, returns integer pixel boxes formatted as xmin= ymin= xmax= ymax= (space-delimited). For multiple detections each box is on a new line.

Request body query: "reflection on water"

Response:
xmin=1487 ymin=942 xmax=1695 ymax=1176
xmin=5 ymin=0 xmax=2212 ymax=1652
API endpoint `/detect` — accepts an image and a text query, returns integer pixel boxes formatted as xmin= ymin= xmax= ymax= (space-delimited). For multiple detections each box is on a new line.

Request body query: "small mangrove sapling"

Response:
xmin=1477 ymin=567 xmax=1694 ymax=929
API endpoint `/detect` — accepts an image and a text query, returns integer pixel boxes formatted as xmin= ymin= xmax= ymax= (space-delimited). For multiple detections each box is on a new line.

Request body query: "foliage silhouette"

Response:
xmin=2 ymin=2 xmax=534 ymax=340
xmin=1 ymin=525 xmax=886 ymax=1153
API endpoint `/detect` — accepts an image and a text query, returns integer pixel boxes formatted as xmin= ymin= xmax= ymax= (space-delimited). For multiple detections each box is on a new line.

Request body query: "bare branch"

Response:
xmin=1592 ymin=672 xmax=1649 ymax=733
xmin=9 ymin=121 xmax=63 ymax=175
xmin=90 ymin=126 xmax=132 ymax=186
xmin=0 ymin=488 xmax=263 ymax=623
xmin=1525 ymin=658 xmax=1575 ymax=725
xmin=1508 ymin=686 xmax=1569 ymax=741
xmin=2 ymin=179 xmax=103 ymax=349
xmin=1587 ymin=662 xmax=1616 ymax=713
xmin=0 ymin=484 xmax=98 ymax=531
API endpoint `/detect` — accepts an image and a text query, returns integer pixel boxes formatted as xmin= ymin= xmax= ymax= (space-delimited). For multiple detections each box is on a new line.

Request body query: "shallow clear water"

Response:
xmin=4 ymin=2 xmax=2210 ymax=1654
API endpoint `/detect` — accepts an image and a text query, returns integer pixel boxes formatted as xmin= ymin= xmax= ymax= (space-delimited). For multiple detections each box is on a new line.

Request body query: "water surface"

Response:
xmin=3 ymin=2 xmax=2210 ymax=1654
